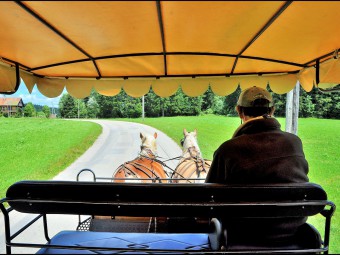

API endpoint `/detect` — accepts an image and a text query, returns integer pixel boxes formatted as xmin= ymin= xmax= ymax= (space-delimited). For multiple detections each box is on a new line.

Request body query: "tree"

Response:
xmin=24 ymin=102 xmax=36 ymax=117
xmin=36 ymin=111 xmax=46 ymax=118
xmin=96 ymin=94 xmax=114 ymax=118
xmin=312 ymin=87 xmax=340 ymax=119
xmin=87 ymin=97 xmax=100 ymax=118
xmin=168 ymin=87 xmax=188 ymax=116
xmin=59 ymin=93 xmax=77 ymax=118
xmin=112 ymin=91 xmax=126 ymax=118
xmin=125 ymin=97 xmax=142 ymax=118
xmin=299 ymin=88 xmax=314 ymax=117
xmin=271 ymin=93 xmax=286 ymax=117
xmin=160 ymin=97 xmax=171 ymax=117
xmin=145 ymin=89 xmax=161 ymax=117
xmin=42 ymin=105 xmax=51 ymax=118
xmin=14 ymin=107 xmax=23 ymax=118
xmin=187 ymin=95 xmax=203 ymax=115
xmin=202 ymin=87 xmax=225 ymax=115
xmin=75 ymin=99 xmax=88 ymax=118
xmin=223 ymin=86 xmax=241 ymax=116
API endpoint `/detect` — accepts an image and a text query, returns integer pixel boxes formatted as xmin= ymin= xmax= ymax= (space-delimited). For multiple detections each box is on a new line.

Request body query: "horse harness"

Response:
xmin=115 ymin=148 xmax=166 ymax=183
xmin=173 ymin=146 xmax=210 ymax=182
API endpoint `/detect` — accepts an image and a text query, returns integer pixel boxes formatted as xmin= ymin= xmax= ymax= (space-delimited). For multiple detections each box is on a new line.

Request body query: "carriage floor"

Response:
xmin=88 ymin=217 xmax=210 ymax=233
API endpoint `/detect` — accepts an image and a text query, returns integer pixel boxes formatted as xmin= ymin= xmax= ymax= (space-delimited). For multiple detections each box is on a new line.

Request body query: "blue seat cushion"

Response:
xmin=37 ymin=230 xmax=211 ymax=254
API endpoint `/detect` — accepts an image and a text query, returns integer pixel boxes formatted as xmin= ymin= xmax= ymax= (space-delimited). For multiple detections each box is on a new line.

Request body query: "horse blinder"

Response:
xmin=180 ymin=138 xmax=185 ymax=147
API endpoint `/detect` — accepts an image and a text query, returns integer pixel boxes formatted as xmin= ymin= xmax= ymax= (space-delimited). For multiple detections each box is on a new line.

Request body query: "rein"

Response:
xmin=114 ymin=146 xmax=169 ymax=183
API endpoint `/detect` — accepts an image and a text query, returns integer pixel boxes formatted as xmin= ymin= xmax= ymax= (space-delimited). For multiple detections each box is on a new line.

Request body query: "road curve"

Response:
xmin=53 ymin=119 xmax=182 ymax=181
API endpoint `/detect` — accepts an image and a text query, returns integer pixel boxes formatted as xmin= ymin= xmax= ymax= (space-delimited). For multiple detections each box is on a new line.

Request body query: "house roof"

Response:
xmin=0 ymin=1 xmax=339 ymax=98
xmin=0 ymin=98 xmax=23 ymax=106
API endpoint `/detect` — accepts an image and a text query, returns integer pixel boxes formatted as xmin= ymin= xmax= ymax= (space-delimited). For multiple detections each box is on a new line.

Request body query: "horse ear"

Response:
xmin=183 ymin=128 xmax=188 ymax=136
xmin=194 ymin=129 xmax=197 ymax=136
xmin=154 ymin=132 xmax=158 ymax=139
xmin=140 ymin=132 xmax=144 ymax=139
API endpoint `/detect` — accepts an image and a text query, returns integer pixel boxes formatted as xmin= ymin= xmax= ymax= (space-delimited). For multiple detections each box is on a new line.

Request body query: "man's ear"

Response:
xmin=235 ymin=106 xmax=242 ymax=117
xmin=269 ymin=107 xmax=275 ymax=116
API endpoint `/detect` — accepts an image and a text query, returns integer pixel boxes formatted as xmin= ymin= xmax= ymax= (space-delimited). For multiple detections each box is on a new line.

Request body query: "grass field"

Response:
xmin=0 ymin=116 xmax=338 ymax=253
xmin=0 ymin=118 xmax=102 ymax=200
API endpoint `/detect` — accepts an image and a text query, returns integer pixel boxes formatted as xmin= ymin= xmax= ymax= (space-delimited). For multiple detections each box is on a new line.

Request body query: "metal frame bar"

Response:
xmin=2 ymin=49 xmax=336 ymax=80
xmin=3 ymin=242 xmax=331 ymax=254
xmin=0 ymin=200 xmax=11 ymax=254
xmin=3 ymin=198 xmax=335 ymax=209
xmin=156 ymin=1 xmax=167 ymax=76
xmin=27 ymin=51 xmax=305 ymax=72
xmin=230 ymin=1 xmax=293 ymax=74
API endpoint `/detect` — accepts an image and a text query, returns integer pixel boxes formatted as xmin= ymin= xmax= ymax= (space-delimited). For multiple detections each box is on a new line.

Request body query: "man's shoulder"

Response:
xmin=214 ymin=137 xmax=242 ymax=155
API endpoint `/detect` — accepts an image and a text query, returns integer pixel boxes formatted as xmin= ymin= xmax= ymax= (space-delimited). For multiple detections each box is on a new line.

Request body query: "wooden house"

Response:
xmin=0 ymin=97 xmax=25 ymax=116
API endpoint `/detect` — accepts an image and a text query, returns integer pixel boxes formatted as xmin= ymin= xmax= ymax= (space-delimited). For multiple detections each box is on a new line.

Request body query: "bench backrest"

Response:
xmin=6 ymin=181 xmax=328 ymax=218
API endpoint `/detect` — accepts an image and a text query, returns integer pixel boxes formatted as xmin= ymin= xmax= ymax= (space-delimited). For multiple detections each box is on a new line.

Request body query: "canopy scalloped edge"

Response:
xmin=20 ymin=74 xmax=302 ymax=98
xmin=1 ymin=57 xmax=338 ymax=98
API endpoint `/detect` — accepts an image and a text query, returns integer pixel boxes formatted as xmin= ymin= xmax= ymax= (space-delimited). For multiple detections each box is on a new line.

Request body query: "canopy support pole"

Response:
xmin=285 ymin=81 xmax=300 ymax=135
xmin=142 ymin=95 xmax=145 ymax=121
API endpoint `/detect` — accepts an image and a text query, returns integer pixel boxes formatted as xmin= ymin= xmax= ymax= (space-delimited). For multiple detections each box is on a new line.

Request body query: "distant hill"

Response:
xmin=33 ymin=104 xmax=59 ymax=115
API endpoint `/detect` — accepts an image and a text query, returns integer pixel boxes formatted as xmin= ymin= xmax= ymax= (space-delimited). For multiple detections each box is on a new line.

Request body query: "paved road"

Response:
xmin=54 ymin=119 xmax=182 ymax=181
xmin=0 ymin=120 xmax=182 ymax=254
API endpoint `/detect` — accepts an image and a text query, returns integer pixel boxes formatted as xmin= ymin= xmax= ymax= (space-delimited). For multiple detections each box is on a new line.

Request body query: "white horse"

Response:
xmin=171 ymin=129 xmax=212 ymax=183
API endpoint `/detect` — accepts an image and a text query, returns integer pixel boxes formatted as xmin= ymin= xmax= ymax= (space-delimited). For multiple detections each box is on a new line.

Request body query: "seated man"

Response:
xmin=205 ymin=86 xmax=309 ymax=244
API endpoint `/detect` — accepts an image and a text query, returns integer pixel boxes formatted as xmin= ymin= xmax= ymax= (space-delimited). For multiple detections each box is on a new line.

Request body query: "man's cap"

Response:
xmin=237 ymin=86 xmax=273 ymax=107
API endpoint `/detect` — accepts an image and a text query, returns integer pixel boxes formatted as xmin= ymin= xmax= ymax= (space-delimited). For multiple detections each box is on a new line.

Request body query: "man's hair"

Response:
xmin=238 ymin=98 xmax=274 ymax=117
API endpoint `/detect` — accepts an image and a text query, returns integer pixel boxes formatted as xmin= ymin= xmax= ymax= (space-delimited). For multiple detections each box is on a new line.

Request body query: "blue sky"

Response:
xmin=0 ymin=79 xmax=66 ymax=108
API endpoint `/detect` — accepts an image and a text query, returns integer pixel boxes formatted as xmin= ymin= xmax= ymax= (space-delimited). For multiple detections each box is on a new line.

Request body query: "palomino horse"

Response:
xmin=171 ymin=129 xmax=212 ymax=183
xmin=112 ymin=132 xmax=168 ymax=183
xmin=104 ymin=132 xmax=167 ymax=232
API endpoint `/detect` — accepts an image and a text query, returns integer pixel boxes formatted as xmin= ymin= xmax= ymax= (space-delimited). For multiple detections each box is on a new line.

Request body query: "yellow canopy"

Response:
xmin=0 ymin=1 xmax=339 ymax=98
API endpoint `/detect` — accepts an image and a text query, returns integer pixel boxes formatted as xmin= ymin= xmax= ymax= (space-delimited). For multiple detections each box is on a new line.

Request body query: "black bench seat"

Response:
xmin=36 ymin=231 xmax=211 ymax=254
xmin=0 ymin=181 xmax=335 ymax=254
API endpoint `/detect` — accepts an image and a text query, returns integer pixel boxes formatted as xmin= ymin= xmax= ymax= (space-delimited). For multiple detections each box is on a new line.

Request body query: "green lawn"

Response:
xmin=118 ymin=115 xmax=339 ymax=253
xmin=0 ymin=118 xmax=102 ymax=200
xmin=0 ymin=116 xmax=338 ymax=253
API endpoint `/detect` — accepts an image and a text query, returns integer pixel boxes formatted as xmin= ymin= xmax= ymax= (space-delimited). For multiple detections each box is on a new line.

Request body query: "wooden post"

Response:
xmin=285 ymin=81 xmax=300 ymax=135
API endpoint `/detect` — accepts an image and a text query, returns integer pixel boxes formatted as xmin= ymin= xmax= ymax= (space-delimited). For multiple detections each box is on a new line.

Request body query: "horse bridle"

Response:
xmin=180 ymin=137 xmax=185 ymax=147
xmin=188 ymin=147 xmax=206 ymax=178
xmin=140 ymin=146 xmax=157 ymax=157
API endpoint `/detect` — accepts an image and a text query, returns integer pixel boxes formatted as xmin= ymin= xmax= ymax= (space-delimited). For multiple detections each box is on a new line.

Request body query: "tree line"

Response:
xmin=1 ymin=86 xmax=338 ymax=119
xmin=57 ymin=86 xmax=340 ymax=119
